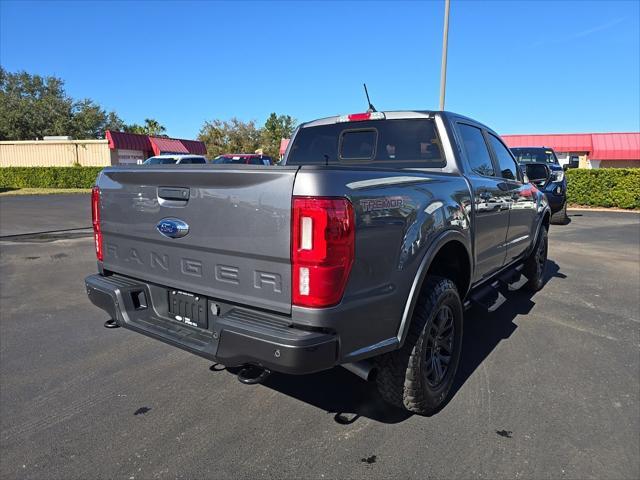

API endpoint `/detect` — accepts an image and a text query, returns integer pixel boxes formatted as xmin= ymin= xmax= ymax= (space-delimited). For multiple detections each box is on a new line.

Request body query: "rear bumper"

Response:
xmin=85 ymin=274 xmax=338 ymax=375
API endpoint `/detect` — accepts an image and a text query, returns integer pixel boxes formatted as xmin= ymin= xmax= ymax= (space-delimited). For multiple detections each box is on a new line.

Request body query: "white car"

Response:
xmin=143 ymin=155 xmax=207 ymax=165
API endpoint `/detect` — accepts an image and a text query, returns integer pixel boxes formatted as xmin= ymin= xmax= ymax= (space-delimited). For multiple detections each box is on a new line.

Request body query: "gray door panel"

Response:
xmin=468 ymin=175 xmax=509 ymax=280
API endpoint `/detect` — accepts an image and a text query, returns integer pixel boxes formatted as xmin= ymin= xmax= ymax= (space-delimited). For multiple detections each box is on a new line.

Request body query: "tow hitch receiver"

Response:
xmin=237 ymin=365 xmax=271 ymax=385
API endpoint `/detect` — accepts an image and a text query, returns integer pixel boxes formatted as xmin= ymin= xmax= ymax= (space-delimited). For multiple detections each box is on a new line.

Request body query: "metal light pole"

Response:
xmin=439 ymin=0 xmax=451 ymax=110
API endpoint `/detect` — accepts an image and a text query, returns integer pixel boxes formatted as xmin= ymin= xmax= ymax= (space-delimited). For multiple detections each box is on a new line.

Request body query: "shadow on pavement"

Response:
xmin=219 ymin=260 xmax=566 ymax=425
xmin=448 ymin=260 xmax=565 ymax=406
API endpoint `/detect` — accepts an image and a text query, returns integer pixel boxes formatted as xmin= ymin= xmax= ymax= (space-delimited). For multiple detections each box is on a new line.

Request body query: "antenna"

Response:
xmin=363 ymin=83 xmax=377 ymax=112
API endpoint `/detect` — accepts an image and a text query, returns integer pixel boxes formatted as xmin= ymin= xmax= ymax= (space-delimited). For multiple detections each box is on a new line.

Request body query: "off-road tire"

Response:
xmin=523 ymin=227 xmax=548 ymax=291
xmin=375 ymin=276 xmax=463 ymax=416
xmin=551 ymin=202 xmax=568 ymax=225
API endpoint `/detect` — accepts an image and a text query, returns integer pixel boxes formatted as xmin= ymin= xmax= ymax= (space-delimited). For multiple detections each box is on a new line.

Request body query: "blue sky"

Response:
xmin=1 ymin=0 xmax=638 ymax=139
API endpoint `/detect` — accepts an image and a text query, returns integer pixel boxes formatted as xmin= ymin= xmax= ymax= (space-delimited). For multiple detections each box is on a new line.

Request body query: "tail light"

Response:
xmin=91 ymin=186 xmax=103 ymax=261
xmin=292 ymin=197 xmax=355 ymax=308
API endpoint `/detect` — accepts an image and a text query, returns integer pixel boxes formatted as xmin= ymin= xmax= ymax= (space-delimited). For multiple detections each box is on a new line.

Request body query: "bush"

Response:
xmin=0 ymin=167 xmax=103 ymax=188
xmin=566 ymin=168 xmax=640 ymax=209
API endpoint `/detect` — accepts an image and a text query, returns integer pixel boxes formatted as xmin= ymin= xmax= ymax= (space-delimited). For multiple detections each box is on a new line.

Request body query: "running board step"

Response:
xmin=497 ymin=265 xmax=528 ymax=291
xmin=469 ymin=265 xmax=528 ymax=312
xmin=469 ymin=281 xmax=507 ymax=312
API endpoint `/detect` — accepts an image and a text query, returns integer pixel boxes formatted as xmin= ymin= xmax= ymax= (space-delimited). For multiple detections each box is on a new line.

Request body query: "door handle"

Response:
xmin=158 ymin=187 xmax=190 ymax=201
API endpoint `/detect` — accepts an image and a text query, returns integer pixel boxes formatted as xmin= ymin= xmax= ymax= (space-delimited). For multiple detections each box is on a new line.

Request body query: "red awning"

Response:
xmin=180 ymin=139 xmax=207 ymax=156
xmin=149 ymin=137 xmax=189 ymax=155
xmin=591 ymin=133 xmax=640 ymax=160
xmin=502 ymin=134 xmax=593 ymax=153
xmin=106 ymin=130 xmax=152 ymax=152
xmin=502 ymin=132 xmax=640 ymax=161
xmin=106 ymin=130 xmax=207 ymax=157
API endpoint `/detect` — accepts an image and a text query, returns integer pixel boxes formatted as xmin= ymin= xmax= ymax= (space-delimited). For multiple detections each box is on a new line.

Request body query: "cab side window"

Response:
xmin=488 ymin=134 xmax=519 ymax=181
xmin=458 ymin=123 xmax=494 ymax=176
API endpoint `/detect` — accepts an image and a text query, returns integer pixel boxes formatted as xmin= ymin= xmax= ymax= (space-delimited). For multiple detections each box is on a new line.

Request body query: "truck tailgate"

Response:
xmin=98 ymin=165 xmax=298 ymax=314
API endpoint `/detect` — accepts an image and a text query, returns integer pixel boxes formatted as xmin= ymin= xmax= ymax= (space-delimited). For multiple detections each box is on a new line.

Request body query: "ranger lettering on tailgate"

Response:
xmin=105 ymin=243 xmax=283 ymax=294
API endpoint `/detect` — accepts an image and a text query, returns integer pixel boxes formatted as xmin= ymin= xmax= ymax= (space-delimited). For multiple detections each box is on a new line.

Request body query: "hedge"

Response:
xmin=566 ymin=168 xmax=640 ymax=209
xmin=0 ymin=167 xmax=103 ymax=189
xmin=1 ymin=166 xmax=638 ymax=209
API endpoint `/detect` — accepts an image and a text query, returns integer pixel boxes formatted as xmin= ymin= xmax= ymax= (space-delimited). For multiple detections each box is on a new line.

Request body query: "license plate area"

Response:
xmin=168 ymin=290 xmax=208 ymax=329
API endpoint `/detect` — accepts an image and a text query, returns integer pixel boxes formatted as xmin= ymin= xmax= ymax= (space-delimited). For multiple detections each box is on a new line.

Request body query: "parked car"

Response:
xmin=143 ymin=155 xmax=207 ymax=165
xmin=86 ymin=110 xmax=551 ymax=415
xmin=212 ymin=154 xmax=273 ymax=166
xmin=511 ymin=147 xmax=568 ymax=224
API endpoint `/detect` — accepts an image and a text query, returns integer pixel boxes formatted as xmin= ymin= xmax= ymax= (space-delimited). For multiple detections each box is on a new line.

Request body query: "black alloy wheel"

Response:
xmin=424 ymin=305 xmax=455 ymax=387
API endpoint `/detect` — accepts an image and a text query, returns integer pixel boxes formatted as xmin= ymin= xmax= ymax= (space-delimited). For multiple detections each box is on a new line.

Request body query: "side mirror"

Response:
xmin=524 ymin=163 xmax=550 ymax=187
xmin=562 ymin=164 xmax=569 ymax=171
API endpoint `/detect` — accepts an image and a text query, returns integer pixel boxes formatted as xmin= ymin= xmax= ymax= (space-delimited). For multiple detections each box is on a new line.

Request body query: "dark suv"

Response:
xmin=511 ymin=147 xmax=568 ymax=224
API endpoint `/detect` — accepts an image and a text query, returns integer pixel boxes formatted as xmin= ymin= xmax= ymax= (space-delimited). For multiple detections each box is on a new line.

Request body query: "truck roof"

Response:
xmin=300 ymin=110 xmax=493 ymax=133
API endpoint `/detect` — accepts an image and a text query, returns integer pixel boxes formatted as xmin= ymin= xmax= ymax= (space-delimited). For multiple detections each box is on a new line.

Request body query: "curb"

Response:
xmin=568 ymin=207 xmax=640 ymax=214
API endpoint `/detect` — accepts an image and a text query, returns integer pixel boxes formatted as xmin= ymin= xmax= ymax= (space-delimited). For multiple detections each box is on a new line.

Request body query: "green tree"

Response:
xmin=124 ymin=118 xmax=167 ymax=136
xmin=0 ymin=67 xmax=125 ymax=140
xmin=261 ymin=113 xmax=297 ymax=160
xmin=198 ymin=118 xmax=262 ymax=158
xmin=0 ymin=66 xmax=73 ymax=140
xmin=71 ymin=99 xmax=125 ymax=139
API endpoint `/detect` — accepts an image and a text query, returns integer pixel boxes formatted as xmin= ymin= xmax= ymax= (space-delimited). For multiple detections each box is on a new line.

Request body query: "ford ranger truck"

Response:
xmin=86 ymin=111 xmax=551 ymax=415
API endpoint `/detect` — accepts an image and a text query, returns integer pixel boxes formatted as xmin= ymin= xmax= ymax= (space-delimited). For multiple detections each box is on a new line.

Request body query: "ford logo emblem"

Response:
xmin=156 ymin=218 xmax=189 ymax=239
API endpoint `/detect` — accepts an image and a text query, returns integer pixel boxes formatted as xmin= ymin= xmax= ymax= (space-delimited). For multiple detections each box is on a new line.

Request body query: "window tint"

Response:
xmin=341 ymin=130 xmax=376 ymax=160
xmin=144 ymin=157 xmax=178 ymax=165
xmin=488 ymin=134 xmax=518 ymax=180
xmin=213 ymin=156 xmax=247 ymax=164
xmin=511 ymin=148 xmax=558 ymax=165
xmin=286 ymin=119 xmax=445 ymax=168
xmin=249 ymin=157 xmax=264 ymax=165
xmin=179 ymin=158 xmax=193 ymax=164
xmin=457 ymin=124 xmax=494 ymax=176
xmin=189 ymin=157 xmax=206 ymax=164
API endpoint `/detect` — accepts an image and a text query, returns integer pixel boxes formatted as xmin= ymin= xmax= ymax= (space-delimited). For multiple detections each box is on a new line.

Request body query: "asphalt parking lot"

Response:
xmin=0 ymin=194 xmax=90 ymax=237
xmin=0 ymin=195 xmax=638 ymax=480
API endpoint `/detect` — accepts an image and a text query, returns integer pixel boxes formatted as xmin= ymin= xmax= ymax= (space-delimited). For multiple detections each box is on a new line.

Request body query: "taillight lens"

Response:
xmin=292 ymin=197 xmax=355 ymax=308
xmin=91 ymin=186 xmax=103 ymax=261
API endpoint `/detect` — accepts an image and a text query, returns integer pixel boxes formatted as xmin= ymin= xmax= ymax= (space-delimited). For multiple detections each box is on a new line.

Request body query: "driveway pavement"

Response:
xmin=0 ymin=209 xmax=638 ymax=479
xmin=0 ymin=194 xmax=90 ymax=237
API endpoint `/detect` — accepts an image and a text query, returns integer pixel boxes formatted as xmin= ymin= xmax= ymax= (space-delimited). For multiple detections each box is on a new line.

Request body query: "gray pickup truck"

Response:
xmin=86 ymin=110 xmax=551 ymax=415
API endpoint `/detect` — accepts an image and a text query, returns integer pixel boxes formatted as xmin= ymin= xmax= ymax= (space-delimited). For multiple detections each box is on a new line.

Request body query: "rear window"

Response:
xmin=214 ymin=155 xmax=272 ymax=165
xmin=144 ymin=157 xmax=178 ymax=165
xmin=287 ymin=119 xmax=445 ymax=168
xmin=213 ymin=156 xmax=246 ymax=164
xmin=183 ymin=157 xmax=206 ymax=164
xmin=511 ymin=148 xmax=559 ymax=165
xmin=340 ymin=130 xmax=377 ymax=160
